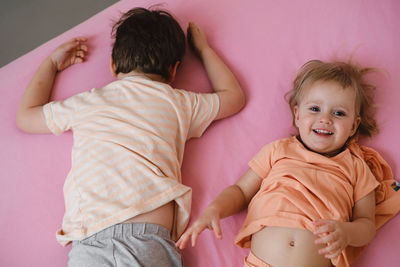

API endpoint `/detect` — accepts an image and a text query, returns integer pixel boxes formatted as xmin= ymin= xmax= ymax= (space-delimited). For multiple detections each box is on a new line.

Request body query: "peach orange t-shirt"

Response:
xmin=235 ymin=136 xmax=379 ymax=250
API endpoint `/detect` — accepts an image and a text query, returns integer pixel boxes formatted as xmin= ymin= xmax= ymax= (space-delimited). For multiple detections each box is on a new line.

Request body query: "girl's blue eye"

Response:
xmin=334 ymin=111 xmax=346 ymax=117
xmin=310 ymin=106 xmax=320 ymax=112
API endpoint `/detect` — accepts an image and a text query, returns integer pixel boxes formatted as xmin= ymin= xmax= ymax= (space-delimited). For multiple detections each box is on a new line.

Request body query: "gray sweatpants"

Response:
xmin=68 ymin=223 xmax=183 ymax=267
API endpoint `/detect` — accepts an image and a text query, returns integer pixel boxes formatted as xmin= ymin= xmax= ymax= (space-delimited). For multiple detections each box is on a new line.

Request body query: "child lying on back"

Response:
xmin=177 ymin=60 xmax=385 ymax=267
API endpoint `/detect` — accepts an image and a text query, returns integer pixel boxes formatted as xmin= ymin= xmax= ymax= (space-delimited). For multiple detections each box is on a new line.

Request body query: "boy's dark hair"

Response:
xmin=111 ymin=7 xmax=186 ymax=80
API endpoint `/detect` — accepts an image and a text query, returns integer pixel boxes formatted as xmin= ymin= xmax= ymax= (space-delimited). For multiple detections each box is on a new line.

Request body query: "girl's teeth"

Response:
xmin=313 ymin=129 xmax=333 ymax=135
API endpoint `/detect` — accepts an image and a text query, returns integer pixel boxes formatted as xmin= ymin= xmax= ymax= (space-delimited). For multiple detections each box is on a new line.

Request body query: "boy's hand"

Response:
xmin=187 ymin=22 xmax=209 ymax=56
xmin=313 ymin=219 xmax=348 ymax=259
xmin=50 ymin=37 xmax=88 ymax=71
xmin=186 ymin=22 xmax=245 ymax=120
xmin=175 ymin=206 xmax=222 ymax=250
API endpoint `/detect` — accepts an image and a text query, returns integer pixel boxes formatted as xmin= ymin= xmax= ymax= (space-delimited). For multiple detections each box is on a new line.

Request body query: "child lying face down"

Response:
xmin=16 ymin=7 xmax=245 ymax=267
xmin=177 ymin=60 xmax=383 ymax=267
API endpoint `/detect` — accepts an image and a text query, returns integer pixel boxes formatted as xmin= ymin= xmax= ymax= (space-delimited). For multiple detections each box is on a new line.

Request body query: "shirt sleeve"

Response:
xmin=248 ymin=141 xmax=277 ymax=179
xmin=184 ymin=91 xmax=220 ymax=139
xmin=42 ymin=95 xmax=78 ymax=135
xmin=353 ymin=158 xmax=380 ymax=202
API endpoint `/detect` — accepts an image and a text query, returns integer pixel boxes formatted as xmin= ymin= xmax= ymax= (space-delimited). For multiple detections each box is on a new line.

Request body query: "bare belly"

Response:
xmin=251 ymin=226 xmax=332 ymax=267
xmin=122 ymin=201 xmax=174 ymax=232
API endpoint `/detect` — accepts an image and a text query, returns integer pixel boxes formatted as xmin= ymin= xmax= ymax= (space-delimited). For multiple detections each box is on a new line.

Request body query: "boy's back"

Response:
xmin=44 ymin=75 xmax=219 ymax=244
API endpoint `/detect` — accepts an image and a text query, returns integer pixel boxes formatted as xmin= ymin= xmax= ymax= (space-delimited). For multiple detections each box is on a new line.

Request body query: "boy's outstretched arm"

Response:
xmin=17 ymin=37 xmax=88 ymax=133
xmin=187 ymin=22 xmax=245 ymax=120
xmin=176 ymin=168 xmax=262 ymax=249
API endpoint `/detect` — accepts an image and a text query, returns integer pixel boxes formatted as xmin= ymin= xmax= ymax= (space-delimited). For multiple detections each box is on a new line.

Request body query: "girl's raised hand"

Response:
xmin=176 ymin=206 xmax=222 ymax=250
xmin=50 ymin=37 xmax=88 ymax=71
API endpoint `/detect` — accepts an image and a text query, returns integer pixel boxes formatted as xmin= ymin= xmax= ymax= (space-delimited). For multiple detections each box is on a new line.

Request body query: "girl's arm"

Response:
xmin=187 ymin=22 xmax=245 ymax=120
xmin=16 ymin=37 xmax=88 ymax=133
xmin=176 ymin=168 xmax=262 ymax=249
xmin=313 ymin=191 xmax=376 ymax=259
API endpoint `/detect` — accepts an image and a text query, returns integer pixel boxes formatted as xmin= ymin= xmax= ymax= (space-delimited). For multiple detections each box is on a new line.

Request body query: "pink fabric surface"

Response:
xmin=1 ymin=0 xmax=399 ymax=266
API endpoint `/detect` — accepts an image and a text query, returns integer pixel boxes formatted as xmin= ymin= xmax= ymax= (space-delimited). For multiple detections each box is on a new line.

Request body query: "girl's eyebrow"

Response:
xmin=302 ymin=100 xmax=322 ymax=105
xmin=333 ymin=104 xmax=352 ymax=111
xmin=334 ymin=106 xmax=348 ymax=111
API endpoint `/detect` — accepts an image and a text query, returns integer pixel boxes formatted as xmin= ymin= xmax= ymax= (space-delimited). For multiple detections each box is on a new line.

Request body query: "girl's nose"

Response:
xmin=319 ymin=112 xmax=332 ymax=124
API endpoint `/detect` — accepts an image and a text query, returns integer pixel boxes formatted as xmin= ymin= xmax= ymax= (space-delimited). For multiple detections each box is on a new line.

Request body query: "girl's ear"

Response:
xmin=293 ymin=106 xmax=300 ymax=127
xmin=110 ymin=57 xmax=117 ymax=77
xmin=351 ymin=115 xmax=361 ymax=136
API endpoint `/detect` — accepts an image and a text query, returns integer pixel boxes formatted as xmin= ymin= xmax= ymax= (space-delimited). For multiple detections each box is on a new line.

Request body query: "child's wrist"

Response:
xmin=199 ymin=46 xmax=213 ymax=59
xmin=46 ymin=55 xmax=59 ymax=73
xmin=206 ymin=204 xmax=220 ymax=215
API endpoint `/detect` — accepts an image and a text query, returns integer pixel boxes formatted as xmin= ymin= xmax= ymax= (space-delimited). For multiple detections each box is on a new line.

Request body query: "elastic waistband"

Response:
xmin=80 ymin=223 xmax=171 ymax=242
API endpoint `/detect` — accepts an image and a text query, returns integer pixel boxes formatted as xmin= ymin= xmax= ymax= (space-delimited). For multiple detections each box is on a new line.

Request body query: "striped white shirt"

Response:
xmin=43 ymin=76 xmax=219 ymax=245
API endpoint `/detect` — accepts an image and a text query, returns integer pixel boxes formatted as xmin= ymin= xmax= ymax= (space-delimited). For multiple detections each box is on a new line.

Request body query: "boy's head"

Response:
xmin=111 ymin=7 xmax=186 ymax=81
xmin=287 ymin=60 xmax=378 ymax=150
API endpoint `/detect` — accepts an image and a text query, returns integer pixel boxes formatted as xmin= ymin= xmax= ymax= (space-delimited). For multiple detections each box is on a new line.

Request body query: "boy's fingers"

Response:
xmin=61 ymin=41 xmax=80 ymax=52
xmin=72 ymin=36 xmax=88 ymax=43
xmin=188 ymin=22 xmax=196 ymax=29
xmin=76 ymin=51 xmax=86 ymax=59
xmin=79 ymin=44 xmax=88 ymax=52
xmin=61 ymin=37 xmax=88 ymax=52
xmin=72 ymin=57 xmax=84 ymax=64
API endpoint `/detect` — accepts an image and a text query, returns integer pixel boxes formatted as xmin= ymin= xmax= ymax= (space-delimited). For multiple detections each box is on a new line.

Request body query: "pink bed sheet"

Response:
xmin=1 ymin=0 xmax=399 ymax=266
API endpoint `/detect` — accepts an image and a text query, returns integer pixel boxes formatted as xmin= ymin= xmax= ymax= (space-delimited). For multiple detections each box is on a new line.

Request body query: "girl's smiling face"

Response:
xmin=293 ymin=80 xmax=361 ymax=157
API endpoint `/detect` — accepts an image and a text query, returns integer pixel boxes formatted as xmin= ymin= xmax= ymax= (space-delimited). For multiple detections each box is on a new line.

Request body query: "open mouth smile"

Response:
xmin=313 ymin=129 xmax=333 ymax=135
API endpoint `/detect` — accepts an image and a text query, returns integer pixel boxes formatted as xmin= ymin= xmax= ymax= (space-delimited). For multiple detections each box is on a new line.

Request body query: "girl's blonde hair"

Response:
xmin=287 ymin=60 xmax=378 ymax=137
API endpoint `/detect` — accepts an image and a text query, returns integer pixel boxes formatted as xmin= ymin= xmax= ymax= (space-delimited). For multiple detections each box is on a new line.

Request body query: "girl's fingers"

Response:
xmin=176 ymin=229 xmax=193 ymax=249
xmin=325 ymin=250 xmax=342 ymax=259
xmin=315 ymin=230 xmax=338 ymax=245
xmin=211 ymin=219 xmax=222 ymax=239
xmin=176 ymin=216 xmax=221 ymax=250
xmin=319 ymin=240 xmax=339 ymax=254
xmin=190 ymin=231 xmax=198 ymax=247
xmin=175 ymin=236 xmax=185 ymax=249
xmin=313 ymin=220 xmax=334 ymax=235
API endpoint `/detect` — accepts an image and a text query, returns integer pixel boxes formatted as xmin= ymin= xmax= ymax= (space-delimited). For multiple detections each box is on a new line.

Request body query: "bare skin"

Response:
xmin=123 ymin=202 xmax=175 ymax=232
xmin=251 ymin=226 xmax=332 ymax=267
xmin=176 ymin=167 xmax=375 ymax=265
